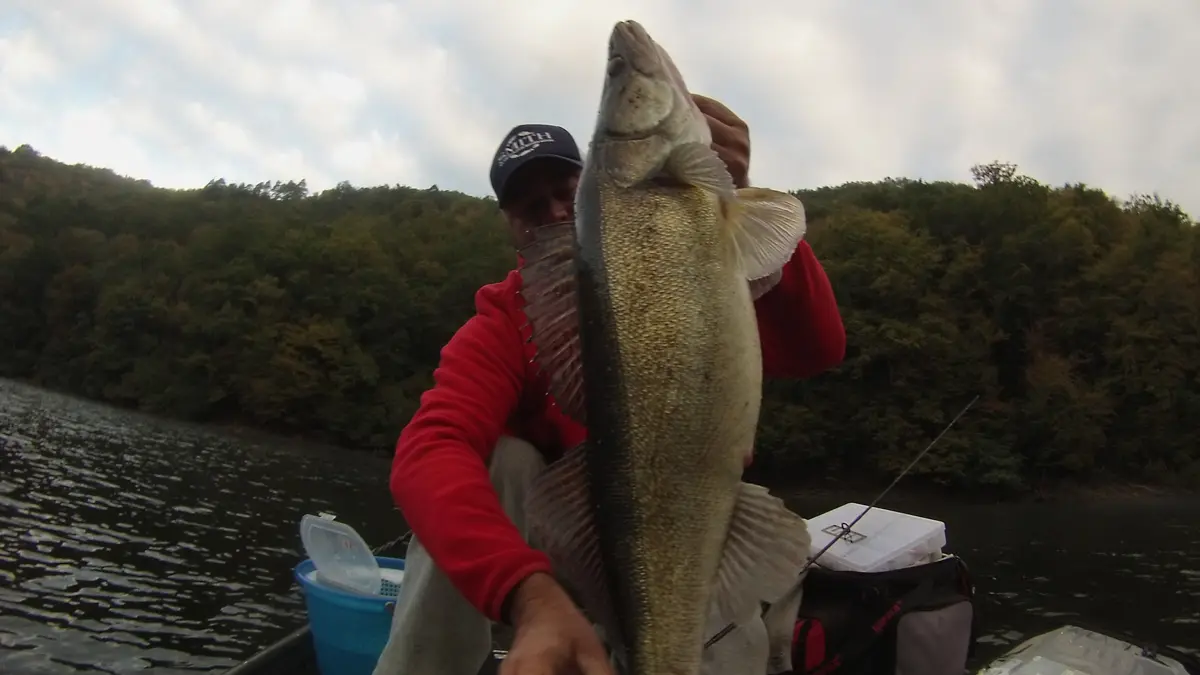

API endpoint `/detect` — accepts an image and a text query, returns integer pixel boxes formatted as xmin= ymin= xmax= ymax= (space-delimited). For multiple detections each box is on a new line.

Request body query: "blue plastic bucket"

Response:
xmin=295 ymin=556 xmax=406 ymax=675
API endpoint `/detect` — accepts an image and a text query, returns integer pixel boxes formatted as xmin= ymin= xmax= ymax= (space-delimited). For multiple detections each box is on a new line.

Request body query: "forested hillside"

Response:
xmin=1 ymin=144 xmax=1196 ymax=492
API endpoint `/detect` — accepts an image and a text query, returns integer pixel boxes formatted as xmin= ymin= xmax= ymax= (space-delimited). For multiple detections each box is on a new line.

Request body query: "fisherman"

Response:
xmin=373 ymin=95 xmax=847 ymax=675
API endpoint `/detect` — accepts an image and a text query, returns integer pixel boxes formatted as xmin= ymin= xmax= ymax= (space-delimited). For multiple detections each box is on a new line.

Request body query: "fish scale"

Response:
xmin=519 ymin=19 xmax=815 ymax=675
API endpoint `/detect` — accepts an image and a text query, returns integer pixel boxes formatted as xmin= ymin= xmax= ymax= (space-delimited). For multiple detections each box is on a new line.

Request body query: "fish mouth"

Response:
xmin=611 ymin=21 xmax=659 ymax=78
xmin=603 ymin=21 xmax=677 ymax=141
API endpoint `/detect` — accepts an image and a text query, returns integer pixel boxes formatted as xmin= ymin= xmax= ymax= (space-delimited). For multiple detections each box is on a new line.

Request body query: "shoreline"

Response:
xmin=760 ymin=473 xmax=1198 ymax=505
xmin=206 ymin=419 xmax=1200 ymax=505
xmin=3 ymin=377 xmax=1195 ymax=503
xmin=159 ymin=415 xmax=1200 ymax=503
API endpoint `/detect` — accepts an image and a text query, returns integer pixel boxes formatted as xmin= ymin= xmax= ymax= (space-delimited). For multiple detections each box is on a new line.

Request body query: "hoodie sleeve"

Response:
xmin=389 ymin=280 xmax=554 ymax=621
xmin=754 ymin=240 xmax=846 ymax=380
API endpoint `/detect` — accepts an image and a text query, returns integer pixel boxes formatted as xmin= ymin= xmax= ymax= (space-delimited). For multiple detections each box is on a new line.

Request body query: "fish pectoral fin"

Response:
xmin=660 ymin=142 xmax=808 ymax=282
xmin=516 ymin=220 xmax=587 ymax=425
xmin=662 ymin=142 xmax=738 ymax=199
xmin=726 ymin=188 xmax=808 ymax=281
xmin=708 ymin=482 xmax=812 ymax=631
xmin=524 ymin=443 xmax=624 ymax=655
xmin=748 ymin=269 xmax=783 ymax=301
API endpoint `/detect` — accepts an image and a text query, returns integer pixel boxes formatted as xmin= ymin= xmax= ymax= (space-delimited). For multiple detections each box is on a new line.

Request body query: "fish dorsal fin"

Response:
xmin=525 ymin=443 xmax=625 ymax=658
xmin=518 ymin=220 xmax=587 ymax=425
xmin=661 ymin=142 xmax=808 ymax=282
xmin=707 ymin=482 xmax=812 ymax=634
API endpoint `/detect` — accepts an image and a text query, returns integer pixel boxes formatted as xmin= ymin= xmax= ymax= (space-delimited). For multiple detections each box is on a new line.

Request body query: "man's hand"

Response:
xmin=501 ymin=573 xmax=615 ymax=675
xmin=694 ymin=94 xmax=790 ymax=299
xmin=693 ymin=94 xmax=751 ymax=189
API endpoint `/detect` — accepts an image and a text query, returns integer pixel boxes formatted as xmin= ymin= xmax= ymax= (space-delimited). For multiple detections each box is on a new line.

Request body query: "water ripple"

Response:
xmin=0 ymin=379 xmax=401 ymax=674
xmin=2 ymin=378 xmax=1198 ymax=672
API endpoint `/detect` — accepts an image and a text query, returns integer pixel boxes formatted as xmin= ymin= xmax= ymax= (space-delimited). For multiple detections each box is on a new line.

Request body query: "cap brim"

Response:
xmin=496 ymin=154 xmax=583 ymax=204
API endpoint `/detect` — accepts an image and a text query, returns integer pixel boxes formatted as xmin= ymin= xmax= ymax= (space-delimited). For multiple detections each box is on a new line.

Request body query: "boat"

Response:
xmin=223 ymin=625 xmax=318 ymax=675
xmin=978 ymin=624 xmax=1199 ymax=675
xmin=223 ymin=622 xmax=1199 ymax=675
xmin=230 ymin=513 xmax=1197 ymax=674
xmin=223 ymin=534 xmax=504 ymax=675
xmin=222 ymin=625 xmax=502 ymax=675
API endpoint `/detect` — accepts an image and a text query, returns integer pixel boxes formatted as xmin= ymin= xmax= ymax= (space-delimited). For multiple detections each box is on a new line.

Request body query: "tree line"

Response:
xmin=1 ymin=144 xmax=1196 ymax=493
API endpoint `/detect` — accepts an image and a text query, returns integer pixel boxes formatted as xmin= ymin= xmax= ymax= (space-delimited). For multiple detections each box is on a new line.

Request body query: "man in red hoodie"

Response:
xmin=373 ymin=96 xmax=846 ymax=675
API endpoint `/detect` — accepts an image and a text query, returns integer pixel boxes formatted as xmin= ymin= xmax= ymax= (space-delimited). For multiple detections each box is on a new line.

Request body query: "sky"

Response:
xmin=2 ymin=1 xmax=1198 ymax=216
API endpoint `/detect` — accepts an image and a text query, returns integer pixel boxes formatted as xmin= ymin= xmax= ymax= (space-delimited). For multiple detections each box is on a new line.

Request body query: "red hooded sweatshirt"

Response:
xmin=388 ymin=240 xmax=845 ymax=622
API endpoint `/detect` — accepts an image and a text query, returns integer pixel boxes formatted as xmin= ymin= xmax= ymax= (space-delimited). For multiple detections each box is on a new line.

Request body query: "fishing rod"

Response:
xmin=371 ymin=527 xmax=413 ymax=556
xmin=702 ymin=393 xmax=981 ymax=650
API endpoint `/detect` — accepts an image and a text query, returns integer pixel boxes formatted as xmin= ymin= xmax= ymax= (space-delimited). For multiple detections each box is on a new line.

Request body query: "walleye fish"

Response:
xmin=519 ymin=19 xmax=812 ymax=675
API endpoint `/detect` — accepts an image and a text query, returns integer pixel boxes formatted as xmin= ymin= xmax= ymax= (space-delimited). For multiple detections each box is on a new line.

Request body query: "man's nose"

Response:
xmin=548 ymin=197 xmax=573 ymax=222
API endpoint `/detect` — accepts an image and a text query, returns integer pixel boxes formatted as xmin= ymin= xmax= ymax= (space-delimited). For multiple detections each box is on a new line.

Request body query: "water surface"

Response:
xmin=0 ymin=380 xmax=398 ymax=674
xmin=1 ymin=379 xmax=1196 ymax=673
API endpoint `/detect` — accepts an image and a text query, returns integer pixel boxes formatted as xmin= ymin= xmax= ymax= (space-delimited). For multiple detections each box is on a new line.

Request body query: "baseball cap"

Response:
xmin=489 ymin=124 xmax=583 ymax=204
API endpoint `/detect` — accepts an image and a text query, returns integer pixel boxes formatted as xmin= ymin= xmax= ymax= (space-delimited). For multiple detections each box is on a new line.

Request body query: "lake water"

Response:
xmin=0 ymin=379 xmax=1197 ymax=673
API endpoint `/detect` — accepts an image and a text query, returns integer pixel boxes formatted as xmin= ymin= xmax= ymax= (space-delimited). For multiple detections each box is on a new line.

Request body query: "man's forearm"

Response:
xmin=391 ymin=434 xmax=555 ymax=620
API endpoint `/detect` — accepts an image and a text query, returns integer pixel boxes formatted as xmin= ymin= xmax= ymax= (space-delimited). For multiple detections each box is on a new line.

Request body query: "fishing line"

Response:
xmin=702 ymin=393 xmax=980 ymax=650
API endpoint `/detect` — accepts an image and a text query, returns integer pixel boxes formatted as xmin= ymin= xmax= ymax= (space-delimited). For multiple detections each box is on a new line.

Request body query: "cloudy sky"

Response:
xmin=2 ymin=1 xmax=1198 ymax=215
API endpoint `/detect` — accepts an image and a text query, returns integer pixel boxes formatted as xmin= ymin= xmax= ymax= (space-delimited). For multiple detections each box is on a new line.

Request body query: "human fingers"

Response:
xmin=500 ymin=649 xmax=558 ymax=675
xmin=713 ymin=142 xmax=750 ymax=189
xmin=575 ymin=646 xmax=617 ymax=675
xmin=692 ymin=94 xmax=746 ymax=131
xmin=692 ymin=95 xmax=750 ymax=188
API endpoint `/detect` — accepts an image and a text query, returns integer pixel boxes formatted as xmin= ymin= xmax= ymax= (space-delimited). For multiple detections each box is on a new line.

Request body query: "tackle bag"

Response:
xmin=787 ymin=554 xmax=978 ymax=675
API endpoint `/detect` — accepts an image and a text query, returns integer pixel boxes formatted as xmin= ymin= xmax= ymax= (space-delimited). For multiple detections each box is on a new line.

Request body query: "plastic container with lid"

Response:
xmin=299 ymin=513 xmax=383 ymax=596
xmin=806 ymin=502 xmax=947 ymax=573
xmin=296 ymin=514 xmax=408 ymax=675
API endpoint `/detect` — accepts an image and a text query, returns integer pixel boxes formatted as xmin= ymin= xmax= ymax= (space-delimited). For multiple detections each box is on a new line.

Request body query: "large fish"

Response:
xmin=519 ymin=19 xmax=812 ymax=675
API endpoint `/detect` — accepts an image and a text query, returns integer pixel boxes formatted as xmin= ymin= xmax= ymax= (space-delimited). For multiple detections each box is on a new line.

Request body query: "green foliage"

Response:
xmin=1 ymin=145 xmax=1196 ymax=492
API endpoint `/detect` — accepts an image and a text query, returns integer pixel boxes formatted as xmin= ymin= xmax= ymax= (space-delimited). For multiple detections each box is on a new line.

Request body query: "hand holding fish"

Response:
xmin=693 ymin=94 xmax=750 ymax=188
xmin=692 ymin=93 xmax=783 ymax=298
xmin=502 ymin=572 xmax=615 ymax=675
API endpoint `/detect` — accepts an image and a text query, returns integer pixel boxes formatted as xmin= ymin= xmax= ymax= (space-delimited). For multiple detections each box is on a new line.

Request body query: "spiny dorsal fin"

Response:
xmin=517 ymin=221 xmax=587 ymax=425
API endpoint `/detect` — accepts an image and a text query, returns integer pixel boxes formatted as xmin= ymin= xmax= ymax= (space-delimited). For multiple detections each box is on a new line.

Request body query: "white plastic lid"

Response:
xmin=807 ymin=503 xmax=946 ymax=573
xmin=299 ymin=513 xmax=382 ymax=596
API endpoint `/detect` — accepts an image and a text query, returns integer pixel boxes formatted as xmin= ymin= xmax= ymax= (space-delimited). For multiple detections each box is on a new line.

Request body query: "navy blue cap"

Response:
xmin=489 ymin=124 xmax=582 ymax=204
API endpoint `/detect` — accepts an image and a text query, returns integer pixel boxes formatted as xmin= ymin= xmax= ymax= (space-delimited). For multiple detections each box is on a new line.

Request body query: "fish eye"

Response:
xmin=607 ymin=55 xmax=626 ymax=77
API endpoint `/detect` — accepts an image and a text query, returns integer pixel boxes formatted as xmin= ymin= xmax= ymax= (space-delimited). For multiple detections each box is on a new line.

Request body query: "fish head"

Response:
xmin=589 ymin=20 xmax=711 ymax=188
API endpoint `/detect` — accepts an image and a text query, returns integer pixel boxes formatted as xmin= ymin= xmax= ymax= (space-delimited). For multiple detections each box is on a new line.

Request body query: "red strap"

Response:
xmin=792 ymin=619 xmax=827 ymax=673
xmin=805 ymin=621 xmax=826 ymax=671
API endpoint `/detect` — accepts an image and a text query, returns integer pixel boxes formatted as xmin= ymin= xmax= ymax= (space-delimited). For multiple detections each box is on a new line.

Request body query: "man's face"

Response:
xmin=500 ymin=158 xmax=581 ymax=250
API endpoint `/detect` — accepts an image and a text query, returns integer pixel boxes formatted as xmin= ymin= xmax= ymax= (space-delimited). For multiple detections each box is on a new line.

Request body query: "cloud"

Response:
xmin=1 ymin=0 xmax=1197 ymax=215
